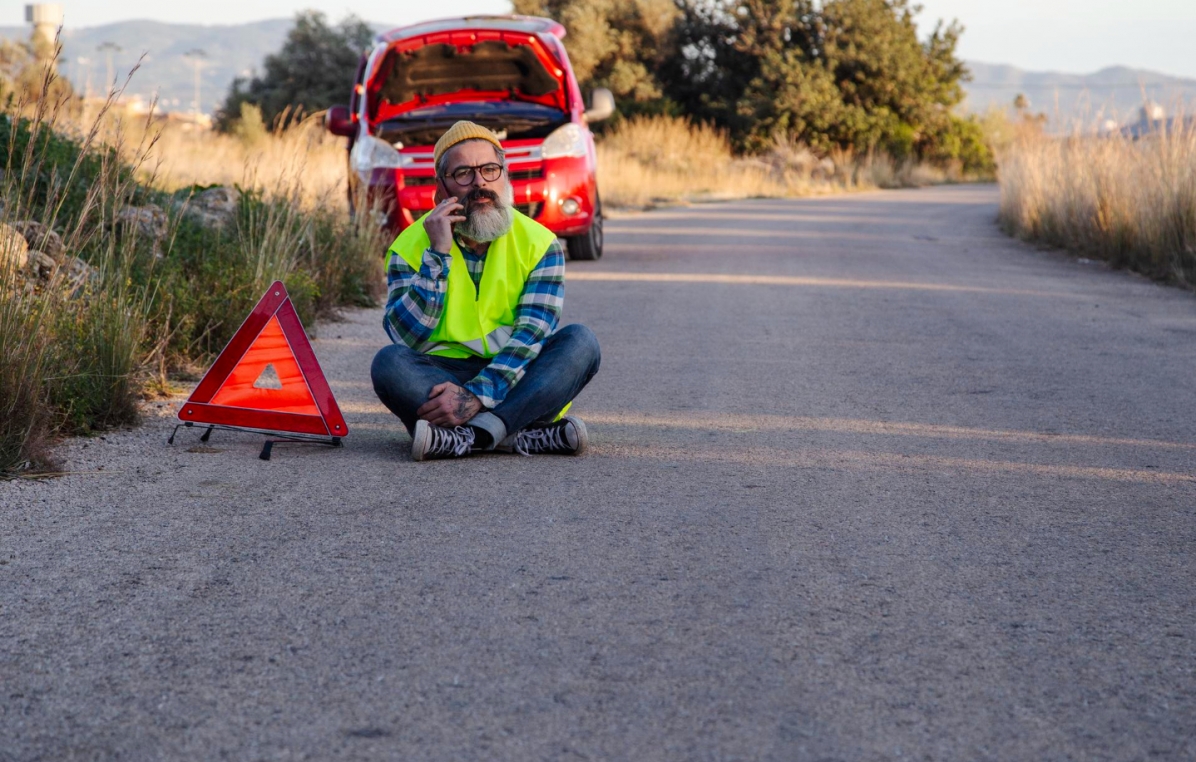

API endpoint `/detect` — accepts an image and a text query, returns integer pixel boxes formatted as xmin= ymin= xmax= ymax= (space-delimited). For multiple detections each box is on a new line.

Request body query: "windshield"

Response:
xmin=374 ymin=100 xmax=569 ymax=147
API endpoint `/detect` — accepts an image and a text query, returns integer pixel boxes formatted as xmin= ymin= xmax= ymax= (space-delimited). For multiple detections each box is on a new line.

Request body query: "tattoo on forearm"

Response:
xmin=453 ymin=389 xmax=475 ymax=419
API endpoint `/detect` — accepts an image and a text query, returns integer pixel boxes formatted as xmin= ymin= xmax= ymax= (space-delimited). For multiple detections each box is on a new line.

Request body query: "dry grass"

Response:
xmin=77 ymin=104 xmax=349 ymax=212
xmin=998 ymin=124 xmax=1196 ymax=288
xmin=124 ymin=111 xmax=954 ymax=213
xmin=1 ymin=74 xmax=158 ymax=472
xmin=149 ymin=119 xmax=348 ymax=211
xmin=596 ymin=115 xmax=958 ymax=208
xmin=1 ymin=63 xmax=385 ymax=475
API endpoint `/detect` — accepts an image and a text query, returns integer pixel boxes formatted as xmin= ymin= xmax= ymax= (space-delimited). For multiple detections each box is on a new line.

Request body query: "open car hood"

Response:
xmin=365 ymin=19 xmax=570 ymax=126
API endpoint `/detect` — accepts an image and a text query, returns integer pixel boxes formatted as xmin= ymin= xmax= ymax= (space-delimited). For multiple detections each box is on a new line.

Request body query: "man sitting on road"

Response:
xmin=371 ymin=121 xmax=601 ymax=461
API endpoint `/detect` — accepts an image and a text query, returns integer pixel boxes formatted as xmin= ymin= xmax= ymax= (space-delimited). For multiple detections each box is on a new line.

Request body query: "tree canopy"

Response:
xmin=215 ymin=11 xmax=372 ymax=132
xmin=522 ymin=0 xmax=991 ymax=170
xmin=665 ymin=0 xmax=977 ymax=161
xmin=513 ymin=0 xmax=680 ymax=116
xmin=226 ymin=2 xmax=991 ymax=171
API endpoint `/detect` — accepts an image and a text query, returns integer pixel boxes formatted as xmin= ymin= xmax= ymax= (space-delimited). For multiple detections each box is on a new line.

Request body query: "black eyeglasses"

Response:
xmin=443 ymin=162 xmax=504 ymax=186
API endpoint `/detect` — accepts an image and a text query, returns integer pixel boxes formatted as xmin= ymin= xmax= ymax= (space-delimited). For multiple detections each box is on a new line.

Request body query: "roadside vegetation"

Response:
xmin=597 ymin=114 xmax=963 ymax=208
xmin=532 ymin=0 xmax=992 ymax=172
xmin=998 ymin=120 xmax=1196 ymax=290
xmin=0 ymin=0 xmax=1036 ymax=474
xmin=214 ymin=1 xmax=994 ymax=209
xmin=0 ymin=51 xmax=386 ymax=476
xmin=136 ymin=105 xmax=348 ymax=210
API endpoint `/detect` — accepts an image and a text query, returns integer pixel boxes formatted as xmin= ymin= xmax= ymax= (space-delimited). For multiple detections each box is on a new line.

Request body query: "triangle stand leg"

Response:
xmin=167 ymin=421 xmax=194 ymax=445
xmin=167 ymin=421 xmax=341 ymax=461
xmin=259 ymin=435 xmax=342 ymax=461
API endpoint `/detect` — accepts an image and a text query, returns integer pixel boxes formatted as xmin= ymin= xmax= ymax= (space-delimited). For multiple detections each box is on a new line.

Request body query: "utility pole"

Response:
xmin=96 ymin=41 xmax=120 ymax=92
xmin=184 ymin=48 xmax=207 ymax=119
xmin=77 ymin=56 xmax=92 ymax=99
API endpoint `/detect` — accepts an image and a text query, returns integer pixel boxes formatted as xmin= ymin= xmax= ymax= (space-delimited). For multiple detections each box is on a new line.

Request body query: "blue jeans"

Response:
xmin=370 ymin=324 xmax=601 ymax=447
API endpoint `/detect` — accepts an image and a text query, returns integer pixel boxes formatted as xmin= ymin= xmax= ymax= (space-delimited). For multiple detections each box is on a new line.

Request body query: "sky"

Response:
xmin=20 ymin=0 xmax=1196 ymax=80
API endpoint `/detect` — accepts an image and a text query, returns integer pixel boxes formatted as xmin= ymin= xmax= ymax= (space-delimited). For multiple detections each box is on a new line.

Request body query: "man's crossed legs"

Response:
xmin=371 ymin=324 xmax=601 ymax=459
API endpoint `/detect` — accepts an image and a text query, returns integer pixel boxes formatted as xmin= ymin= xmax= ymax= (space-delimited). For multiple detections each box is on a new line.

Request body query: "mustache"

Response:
xmin=465 ymin=188 xmax=501 ymax=206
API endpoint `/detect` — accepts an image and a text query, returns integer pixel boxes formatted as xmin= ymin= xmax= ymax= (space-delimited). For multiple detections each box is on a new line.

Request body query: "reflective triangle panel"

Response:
xmin=209 ymin=316 xmax=320 ymax=415
xmin=178 ymin=281 xmax=348 ymax=440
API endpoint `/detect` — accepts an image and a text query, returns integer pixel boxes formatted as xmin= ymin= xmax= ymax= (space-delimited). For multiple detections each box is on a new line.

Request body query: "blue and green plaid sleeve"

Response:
xmin=383 ymin=247 xmax=449 ymax=349
xmin=464 ymin=240 xmax=565 ymax=408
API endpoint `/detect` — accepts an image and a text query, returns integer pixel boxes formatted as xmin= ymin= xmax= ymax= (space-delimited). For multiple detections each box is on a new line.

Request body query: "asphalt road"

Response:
xmin=3 ymin=185 xmax=1194 ymax=761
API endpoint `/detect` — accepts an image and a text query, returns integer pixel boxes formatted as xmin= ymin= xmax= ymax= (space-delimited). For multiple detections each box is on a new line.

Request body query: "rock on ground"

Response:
xmin=0 ymin=222 xmax=30 ymax=272
xmin=182 ymin=186 xmax=241 ymax=229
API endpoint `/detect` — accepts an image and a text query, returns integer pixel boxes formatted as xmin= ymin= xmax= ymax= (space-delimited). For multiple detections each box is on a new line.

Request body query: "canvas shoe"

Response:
xmin=504 ymin=416 xmax=588 ymax=456
xmin=412 ymin=419 xmax=477 ymax=461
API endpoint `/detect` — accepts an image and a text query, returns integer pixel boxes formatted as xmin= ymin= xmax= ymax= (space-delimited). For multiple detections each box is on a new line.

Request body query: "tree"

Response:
xmin=513 ymin=0 xmax=680 ymax=116
xmin=663 ymin=0 xmax=991 ymax=171
xmin=0 ymin=34 xmax=76 ymax=107
xmin=215 ymin=11 xmax=373 ymax=132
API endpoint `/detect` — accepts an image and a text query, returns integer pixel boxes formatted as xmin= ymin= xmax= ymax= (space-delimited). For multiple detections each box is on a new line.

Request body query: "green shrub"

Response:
xmin=922 ymin=115 xmax=996 ymax=177
xmin=1 ymin=74 xmax=383 ymax=475
xmin=232 ymin=102 xmax=268 ymax=147
xmin=0 ymin=268 xmax=55 ymax=472
xmin=46 ymin=254 xmax=152 ymax=433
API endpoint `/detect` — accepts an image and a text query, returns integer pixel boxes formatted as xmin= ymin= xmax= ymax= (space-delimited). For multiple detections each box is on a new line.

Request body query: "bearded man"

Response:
xmin=371 ymin=121 xmax=601 ymax=461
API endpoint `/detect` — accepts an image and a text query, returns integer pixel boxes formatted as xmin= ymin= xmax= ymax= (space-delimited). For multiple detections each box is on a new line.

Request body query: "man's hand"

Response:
xmin=416 ymin=382 xmax=483 ymax=427
xmin=424 ymin=196 xmax=464 ymax=254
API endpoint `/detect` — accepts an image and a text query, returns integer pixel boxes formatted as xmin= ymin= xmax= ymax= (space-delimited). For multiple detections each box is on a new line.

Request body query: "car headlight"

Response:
xmin=351 ymin=135 xmax=407 ymax=173
xmin=541 ymin=123 xmax=588 ymax=159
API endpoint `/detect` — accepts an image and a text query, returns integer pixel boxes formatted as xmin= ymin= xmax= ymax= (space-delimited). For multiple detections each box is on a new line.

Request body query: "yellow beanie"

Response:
xmin=433 ymin=121 xmax=504 ymax=169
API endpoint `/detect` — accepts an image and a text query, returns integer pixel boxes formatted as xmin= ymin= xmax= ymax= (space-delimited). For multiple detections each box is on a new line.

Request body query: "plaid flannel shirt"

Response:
xmin=383 ymin=236 xmax=565 ymax=409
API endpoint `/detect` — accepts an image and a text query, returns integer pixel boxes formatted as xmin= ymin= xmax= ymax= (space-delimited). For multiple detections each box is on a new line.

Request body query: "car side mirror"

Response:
xmin=584 ymin=88 xmax=615 ymax=123
xmin=325 ymin=105 xmax=355 ymax=137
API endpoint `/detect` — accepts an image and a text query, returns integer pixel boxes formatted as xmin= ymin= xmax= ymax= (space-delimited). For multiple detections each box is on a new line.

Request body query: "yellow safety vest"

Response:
xmin=389 ymin=210 xmax=558 ymax=359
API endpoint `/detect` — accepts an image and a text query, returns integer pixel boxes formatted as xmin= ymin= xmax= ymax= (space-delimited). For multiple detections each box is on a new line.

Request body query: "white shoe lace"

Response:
xmin=514 ymin=425 xmax=570 ymax=456
xmin=429 ymin=425 xmax=475 ymax=456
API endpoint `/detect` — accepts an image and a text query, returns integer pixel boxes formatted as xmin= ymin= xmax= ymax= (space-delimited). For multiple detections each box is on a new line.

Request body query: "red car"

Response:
xmin=325 ymin=15 xmax=614 ymax=260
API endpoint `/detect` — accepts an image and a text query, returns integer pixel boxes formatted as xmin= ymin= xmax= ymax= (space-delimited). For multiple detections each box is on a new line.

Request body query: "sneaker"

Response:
xmin=411 ymin=419 xmax=476 ymax=461
xmin=507 ymin=416 xmax=588 ymax=456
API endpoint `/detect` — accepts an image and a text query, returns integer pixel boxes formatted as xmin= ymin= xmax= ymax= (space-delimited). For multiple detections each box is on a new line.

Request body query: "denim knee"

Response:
xmin=553 ymin=324 xmax=601 ymax=376
xmin=371 ymin=343 xmax=423 ymax=401
xmin=372 ymin=343 xmax=411 ymax=382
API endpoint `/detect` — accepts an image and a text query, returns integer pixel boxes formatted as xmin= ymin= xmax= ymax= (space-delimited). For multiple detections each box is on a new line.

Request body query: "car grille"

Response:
xmin=508 ymin=167 xmax=544 ymax=181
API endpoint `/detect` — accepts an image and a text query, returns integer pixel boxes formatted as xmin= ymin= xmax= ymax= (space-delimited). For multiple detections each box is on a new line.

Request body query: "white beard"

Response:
xmin=455 ymin=183 xmax=516 ymax=242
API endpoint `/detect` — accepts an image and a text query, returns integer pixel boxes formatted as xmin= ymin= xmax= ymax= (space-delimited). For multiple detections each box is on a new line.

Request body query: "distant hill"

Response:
xmin=0 ymin=19 xmax=298 ymax=114
xmin=2 ymin=19 xmax=1194 ymax=128
xmin=0 ymin=18 xmax=392 ymax=115
xmin=963 ymin=62 xmax=1196 ymax=126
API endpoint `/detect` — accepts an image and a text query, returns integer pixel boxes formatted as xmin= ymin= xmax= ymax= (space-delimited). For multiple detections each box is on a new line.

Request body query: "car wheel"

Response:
xmin=566 ymin=196 xmax=603 ymax=261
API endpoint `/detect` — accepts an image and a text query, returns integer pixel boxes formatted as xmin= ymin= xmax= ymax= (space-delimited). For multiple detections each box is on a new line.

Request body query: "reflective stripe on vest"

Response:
xmin=388 ymin=211 xmax=558 ymax=359
xmin=419 ymin=325 xmax=513 ymax=356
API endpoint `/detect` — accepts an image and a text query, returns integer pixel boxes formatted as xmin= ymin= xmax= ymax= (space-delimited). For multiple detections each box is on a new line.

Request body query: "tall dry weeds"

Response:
xmin=596 ymin=115 xmax=958 ymax=208
xmin=1 ymin=53 xmax=157 ymax=472
xmin=1 ymin=47 xmax=385 ymax=475
xmin=0 ymin=258 xmax=55 ymax=472
xmin=999 ymin=125 xmax=1196 ymax=287
xmin=91 ymin=105 xmax=350 ymax=212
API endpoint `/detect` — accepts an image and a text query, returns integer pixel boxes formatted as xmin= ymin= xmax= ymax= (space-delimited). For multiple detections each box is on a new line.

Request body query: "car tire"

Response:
xmin=566 ymin=195 xmax=603 ymax=261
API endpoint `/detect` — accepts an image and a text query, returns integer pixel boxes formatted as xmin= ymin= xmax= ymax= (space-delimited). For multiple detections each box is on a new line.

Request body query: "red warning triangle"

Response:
xmin=178 ymin=281 xmax=348 ymax=440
